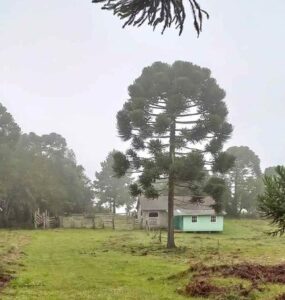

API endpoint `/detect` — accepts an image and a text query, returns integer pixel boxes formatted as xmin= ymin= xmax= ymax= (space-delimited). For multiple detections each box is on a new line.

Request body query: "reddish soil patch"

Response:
xmin=276 ymin=293 xmax=285 ymax=300
xmin=220 ymin=263 xmax=285 ymax=284
xmin=189 ymin=263 xmax=285 ymax=284
xmin=180 ymin=263 xmax=285 ymax=298
xmin=0 ymin=274 xmax=12 ymax=289
xmin=185 ymin=279 xmax=224 ymax=297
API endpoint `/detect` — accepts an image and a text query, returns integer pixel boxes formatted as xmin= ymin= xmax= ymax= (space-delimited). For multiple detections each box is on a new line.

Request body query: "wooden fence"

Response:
xmin=34 ymin=209 xmax=58 ymax=229
xmin=59 ymin=213 xmax=139 ymax=230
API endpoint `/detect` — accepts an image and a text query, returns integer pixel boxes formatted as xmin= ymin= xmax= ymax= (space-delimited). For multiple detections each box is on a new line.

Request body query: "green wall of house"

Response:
xmin=174 ymin=215 xmax=224 ymax=232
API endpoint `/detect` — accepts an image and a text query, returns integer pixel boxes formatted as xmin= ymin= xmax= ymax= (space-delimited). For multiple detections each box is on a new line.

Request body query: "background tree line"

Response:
xmin=0 ymin=103 xmax=94 ymax=227
xmin=92 ymin=61 xmax=282 ymax=245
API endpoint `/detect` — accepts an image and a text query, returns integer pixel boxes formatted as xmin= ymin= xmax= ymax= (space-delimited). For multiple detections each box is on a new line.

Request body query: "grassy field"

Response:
xmin=0 ymin=219 xmax=285 ymax=300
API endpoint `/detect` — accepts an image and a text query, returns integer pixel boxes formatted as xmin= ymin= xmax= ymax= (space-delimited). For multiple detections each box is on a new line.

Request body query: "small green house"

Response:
xmin=137 ymin=196 xmax=224 ymax=232
xmin=174 ymin=212 xmax=224 ymax=232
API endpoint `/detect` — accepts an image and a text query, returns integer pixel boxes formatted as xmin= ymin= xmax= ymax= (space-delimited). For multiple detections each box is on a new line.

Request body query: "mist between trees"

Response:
xmin=0 ymin=103 xmax=94 ymax=227
xmin=0 ymin=62 xmax=281 ymax=234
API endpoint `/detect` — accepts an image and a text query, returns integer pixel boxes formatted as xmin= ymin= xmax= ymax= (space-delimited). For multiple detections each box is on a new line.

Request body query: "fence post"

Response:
xmin=43 ymin=212 xmax=45 ymax=229
xmin=34 ymin=211 xmax=37 ymax=229
xmin=46 ymin=210 xmax=49 ymax=229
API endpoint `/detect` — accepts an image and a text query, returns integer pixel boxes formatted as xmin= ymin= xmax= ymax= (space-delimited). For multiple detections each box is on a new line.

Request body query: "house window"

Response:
xmin=149 ymin=212 xmax=158 ymax=218
xmin=211 ymin=216 xmax=216 ymax=222
xmin=192 ymin=216 xmax=197 ymax=223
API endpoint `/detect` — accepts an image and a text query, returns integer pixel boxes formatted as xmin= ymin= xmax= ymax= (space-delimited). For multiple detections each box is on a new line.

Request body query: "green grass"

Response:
xmin=0 ymin=219 xmax=285 ymax=300
xmin=0 ymin=230 xmax=30 ymax=275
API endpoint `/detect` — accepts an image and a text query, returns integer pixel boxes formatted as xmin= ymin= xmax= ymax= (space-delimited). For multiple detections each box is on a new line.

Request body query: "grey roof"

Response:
xmin=138 ymin=196 xmax=219 ymax=216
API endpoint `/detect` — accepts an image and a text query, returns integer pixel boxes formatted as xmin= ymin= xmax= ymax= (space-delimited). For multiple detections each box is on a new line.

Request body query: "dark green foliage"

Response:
xmin=204 ymin=177 xmax=227 ymax=212
xmin=114 ymin=61 xmax=233 ymax=199
xmin=212 ymin=152 xmax=235 ymax=174
xmin=92 ymin=0 xmax=209 ymax=36
xmin=94 ymin=151 xmax=135 ymax=213
xmin=129 ymin=183 xmax=142 ymax=197
xmin=132 ymin=136 xmax=145 ymax=150
xmin=148 ymin=139 xmax=164 ymax=156
xmin=174 ymin=152 xmax=205 ymax=182
xmin=126 ymin=149 xmax=141 ymax=169
xmin=113 ymin=151 xmax=130 ymax=177
xmin=155 ymin=154 xmax=171 ymax=173
xmin=144 ymin=185 xmax=160 ymax=199
xmin=114 ymin=61 xmax=233 ymax=248
xmin=0 ymin=104 xmax=21 ymax=148
xmin=259 ymin=166 xmax=285 ymax=236
xmin=0 ymin=103 xmax=93 ymax=227
xmin=154 ymin=114 xmax=171 ymax=134
xmin=205 ymin=138 xmax=223 ymax=154
xmin=117 ymin=110 xmax=132 ymax=141
xmin=129 ymin=109 xmax=146 ymax=128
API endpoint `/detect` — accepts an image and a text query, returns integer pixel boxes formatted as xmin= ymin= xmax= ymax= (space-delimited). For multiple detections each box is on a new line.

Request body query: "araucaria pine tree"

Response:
xmin=259 ymin=166 xmax=285 ymax=236
xmin=113 ymin=61 xmax=234 ymax=248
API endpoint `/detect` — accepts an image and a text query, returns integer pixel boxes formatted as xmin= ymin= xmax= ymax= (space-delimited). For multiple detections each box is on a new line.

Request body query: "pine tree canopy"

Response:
xmin=113 ymin=61 xmax=234 ymax=212
xmin=0 ymin=103 xmax=21 ymax=149
xmin=224 ymin=146 xmax=263 ymax=216
xmin=94 ymin=151 xmax=135 ymax=213
xmin=0 ymin=102 xmax=94 ymax=227
xmin=259 ymin=166 xmax=285 ymax=236
xmin=92 ymin=0 xmax=209 ymax=36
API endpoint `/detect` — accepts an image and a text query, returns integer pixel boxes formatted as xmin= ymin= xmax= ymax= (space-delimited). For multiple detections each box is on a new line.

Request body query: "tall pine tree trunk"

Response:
xmin=232 ymin=171 xmax=239 ymax=216
xmin=113 ymin=199 xmax=116 ymax=214
xmin=167 ymin=119 xmax=176 ymax=249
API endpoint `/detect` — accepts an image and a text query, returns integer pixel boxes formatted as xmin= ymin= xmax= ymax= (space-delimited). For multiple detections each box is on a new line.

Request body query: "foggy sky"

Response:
xmin=0 ymin=0 xmax=284 ymax=178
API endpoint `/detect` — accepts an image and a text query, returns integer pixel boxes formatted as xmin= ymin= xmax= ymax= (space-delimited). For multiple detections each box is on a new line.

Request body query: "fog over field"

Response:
xmin=0 ymin=0 xmax=284 ymax=177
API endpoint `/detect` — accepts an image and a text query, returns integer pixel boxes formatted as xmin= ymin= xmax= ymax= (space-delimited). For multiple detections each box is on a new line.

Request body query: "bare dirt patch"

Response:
xmin=220 ymin=263 xmax=285 ymax=284
xmin=276 ymin=293 xmax=285 ymax=300
xmin=190 ymin=263 xmax=285 ymax=284
xmin=172 ymin=262 xmax=285 ymax=298
xmin=184 ymin=279 xmax=225 ymax=297
xmin=0 ymin=274 xmax=13 ymax=290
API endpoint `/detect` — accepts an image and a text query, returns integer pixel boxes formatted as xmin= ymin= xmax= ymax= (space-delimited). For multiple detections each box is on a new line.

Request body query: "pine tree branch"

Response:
xmin=177 ymin=113 xmax=201 ymax=117
xmin=176 ymin=120 xmax=198 ymax=124
xmin=93 ymin=0 xmax=209 ymax=36
xmin=175 ymin=152 xmax=189 ymax=156
xmin=181 ymin=146 xmax=201 ymax=150
xmin=153 ymin=135 xmax=171 ymax=138
xmin=180 ymin=145 xmax=207 ymax=152
xmin=149 ymin=104 xmax=166 ymax=109
xmin=174 ymin=183 xmax=190 ymax=188
xmin=205 ymin=135 xmax=216 ymax=139
xmin=147 ymin=113 xmax=162 ymax=117
xmin=126 ymin=171 xmax=143 ymax=174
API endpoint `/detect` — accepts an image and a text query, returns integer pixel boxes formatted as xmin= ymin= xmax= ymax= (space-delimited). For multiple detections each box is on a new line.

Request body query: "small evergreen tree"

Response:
xmin=259 ymin=166 xmax=285 ymax=236
xmin=94 ymin=151 xmax=135 ymax=213
xmin=224 ymin=146 xmax=262 ymax=216
xmin=113 ymin=61 xmax=234 ymax=248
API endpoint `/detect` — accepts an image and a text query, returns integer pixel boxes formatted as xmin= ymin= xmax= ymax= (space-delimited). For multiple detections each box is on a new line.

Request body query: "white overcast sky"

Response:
xmin=0 ymin=0 xmax=284 ymax=178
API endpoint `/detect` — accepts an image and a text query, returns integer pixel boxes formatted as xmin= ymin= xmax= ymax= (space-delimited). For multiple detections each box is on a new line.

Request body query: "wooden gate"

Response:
xmin=34 ymin=209 xmax=57 ymax=229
